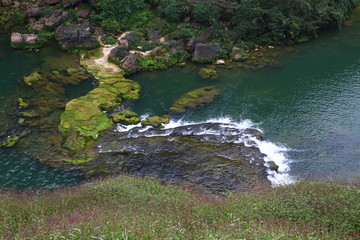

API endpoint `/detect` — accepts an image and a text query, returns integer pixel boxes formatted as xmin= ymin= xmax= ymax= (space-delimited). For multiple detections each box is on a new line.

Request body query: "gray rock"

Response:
xmin=109 ymin=45 xmax=129 ymax=63
xmin=121 ymin=54 xmax=140 ymax=74
xmin=1 ymin=0 xmax=12 ymax=6
xmin=30 ymin=21 xmax=45 ymax=32
xmin=76 ymin=9 xmax=90 ymax=19
xmin=45 ymin=0 xmax=61 ymax=5
xmin=62 ymin=0 xmax=82 ymax=8
xmin=187 ymin=26 xmax=214 ymax=51
xmin=193 ymin=43 xmax=220 ymax=63
xmin=11 ymin=32 xmax=22 ymax=45
xmin=11 ymin=32 xmax=42 ymax=48
xmin=44 ymin=10 xmax=71 ymax=29
xmin=147 ymin=28 xmax=162 ymax=41
xmin=55 ymin=23 xmax=99 ymax=49
xmin=24 ymin=34 xmax=39 ymax=44
xmin=26 ymin=6 xmax=42 ymax=18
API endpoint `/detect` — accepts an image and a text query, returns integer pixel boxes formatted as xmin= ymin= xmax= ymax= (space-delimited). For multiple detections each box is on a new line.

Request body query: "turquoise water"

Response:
xmin=1 ymin=8 xmax=360 ymax=189
xmin=0 ymin=34 xmax=86 ymax=190
xmin=131 ymin=9 xmax=360 ymax=181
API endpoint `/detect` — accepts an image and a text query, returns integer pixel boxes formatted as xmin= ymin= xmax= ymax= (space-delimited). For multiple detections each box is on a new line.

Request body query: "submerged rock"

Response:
xmin=111 ymin=110 xmax=140 ymax=125
xmin=169 ymin=86 xmax=220 ymax=114
xmin=95 ymin=122 xmax=269 ymax=192
xmin=141 ymin=116 xmax=170 ymax=128
xmin=198 ymin=68 xmax=218 ymax=80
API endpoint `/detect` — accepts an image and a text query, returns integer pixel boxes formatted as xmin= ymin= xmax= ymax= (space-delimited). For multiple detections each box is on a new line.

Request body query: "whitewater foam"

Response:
xmin=115 ymin=116 xmax=295 ymax=186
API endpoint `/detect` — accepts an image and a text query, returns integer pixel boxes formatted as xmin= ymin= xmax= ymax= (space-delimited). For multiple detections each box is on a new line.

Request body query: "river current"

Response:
xmin=1 ymin=8 xmax=360 ymax=190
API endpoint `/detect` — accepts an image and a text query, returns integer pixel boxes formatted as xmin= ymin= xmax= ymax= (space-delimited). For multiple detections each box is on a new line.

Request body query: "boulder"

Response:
xmin=76 ymin=9 xmax=90 ymax=19
xmin=193 ymin=43 xmax=220 ymax=63
xmin=61 ymin=0 xmax=82 ymax=8
xmin=45 ymin=0 xmax=61 ymax=5
xmin=30 ymin=21 xmax=45 ymax=32
xmin=198 ymin=68 xmax=218 ymax=80
xmin=44 ymin=10 xmax=71 ymax=29
xmin=1 ymin=0 xmax=12 ymax=6
xmin=26 ymin=6 xmax=42 ymax=18
xmin=11 ymin=32 xmax=42 ymax=49
xmin=120 ymin=54 xmax=140 ymax=74
xmin=55 ymin=23 xmax=99 ymax=50
xmin=109 ymin=45 xmax=128 ymax=63
xmin=147 ymin=28 xmax=162 ymax=41
xmin=186 ymin=26 xmax=214 ymax=51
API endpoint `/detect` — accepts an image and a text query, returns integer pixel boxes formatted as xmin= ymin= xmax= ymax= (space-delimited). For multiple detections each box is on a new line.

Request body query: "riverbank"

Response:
xmin=0 ymin=177 xmax=359 ymax=239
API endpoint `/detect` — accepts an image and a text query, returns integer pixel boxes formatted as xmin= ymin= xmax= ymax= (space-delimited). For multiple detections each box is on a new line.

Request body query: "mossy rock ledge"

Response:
xmin=58 ymin=76 xmax=141 ymax=151
xmin=169 ymin=86 xmax=220 ymax=114
xmin=198 ymin=68 xmax=218 ymax=80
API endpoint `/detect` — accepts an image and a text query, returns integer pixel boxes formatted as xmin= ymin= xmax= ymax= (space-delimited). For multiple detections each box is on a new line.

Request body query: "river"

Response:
xmin=1 ymin=7 xmax=360 ymax=190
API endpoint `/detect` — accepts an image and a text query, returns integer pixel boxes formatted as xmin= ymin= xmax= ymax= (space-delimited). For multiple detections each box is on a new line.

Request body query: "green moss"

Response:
xmin=66 ymin=68 xmax=79 ymax=74
xmin=18 ymin=111 xmax=35 ymax=118
xmin=111 ymin=110 xmax=140 ymax=124
xmin=198 ymin=68 xmax=218 ymax=80
xmin=23 ymin=72 xmax=42 ymax=86
xmin=52 ymin=71 xmax=60 ymax=75
xmin=141 ymin=116 xmax=170 ymax=128
xmin=1 ymin=136 xmax=20 ymax=148
xmin=17 ymin=98 xmax=28 ymax=109
xmin=64 ymin=157 xmax=94 ymax=164
xmin=17 ymin=118 xmax=25 ymax=125
xmin=169 ymin=86 xmax=220 ymax=114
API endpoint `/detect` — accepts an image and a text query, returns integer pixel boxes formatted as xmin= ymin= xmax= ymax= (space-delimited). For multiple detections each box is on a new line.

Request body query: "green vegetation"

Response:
xmin=111 ymin=110 xmax=141 ymax=124
xmin=170 ymin=86 xmax=220 ymax=114
xmin=141 ymin=115 xmax=170 ymax=127
xmin=0 ymin=178 xmax=359 ymax=239
xmin=91 ymin=0 xmax=359 ymax=52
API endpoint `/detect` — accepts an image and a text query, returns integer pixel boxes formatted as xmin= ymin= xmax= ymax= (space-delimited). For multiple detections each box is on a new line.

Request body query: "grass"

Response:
xmin=0 ymin=176 xmax=359 ymax=239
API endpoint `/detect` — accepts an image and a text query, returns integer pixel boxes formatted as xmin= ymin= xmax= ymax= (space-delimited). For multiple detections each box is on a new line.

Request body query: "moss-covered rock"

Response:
xmin=198 ymin=68 xmax=218 ymax=80
xmin=18 ymin=98 xmax=28 ymax=109
xmin=169 ymin=86 xmax=220 ymax=114
xmin=111 ymin=110 xmax=140 ymax=124
xmin=58 ymin=74 xmax=141 ymax=143
xmin=23 ymin=72 xmax=42 ymax=86
xmin=141 ymin=116 xmax=170 ymax=128
xmin=1 ymin=135 xmax=20 ymax=148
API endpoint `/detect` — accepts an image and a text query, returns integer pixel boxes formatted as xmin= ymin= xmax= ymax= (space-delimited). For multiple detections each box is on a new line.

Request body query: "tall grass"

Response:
xmin=0 ymin=176 xmax=359 ymax=239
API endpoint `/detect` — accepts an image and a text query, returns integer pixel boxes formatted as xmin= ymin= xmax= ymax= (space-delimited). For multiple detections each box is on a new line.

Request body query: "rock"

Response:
xmin=24 ymin=34 xmax=39 ymax=44
xmin=30 ymin=21 xmax=44 ymax=32
xmin=44 ymin=10 xmax=71 ymax=29
xmin=109 ymin=45 xmax=129 ymax=63
xmin=141 ymin=116 xmax=170 ymax=128
xmin=96 ymin=122 xmax=269 ymax=192
xmin=11 ymin=33 xmax=42 ymax=49
xmin=26 ymin=6 xmax=42 ymax=18
xmin=61 ymin=0 xmax=81 ymax=8
xmin=267 ymin=161 xmax=279 ymax=172
xmin=55 ymin=23 xmax=99 ymax=50
xmin=10 ymin=32 xmax=22 ymax=45
xmin=169 ymin=86 xmax=220 ymax=114
xmin=111 ymin=110 xmax=140 ymax=125
xmin=216 ymin=59 xmax=225 ymax=65
xmin=45 ymin=0 xmax=61 ymax=5
xmin=193 ymin=43 xmax=220 ymax=63
xmin=76 ymin=9 xmax=90 ymax=19
xmin=187 ymin=26 xmax=214 ymax=51
xmin=198 ymin=68 xmax=218 ymax=80
xmin=147 ymin=28 xmax=162 ymax=41
xmin=120 ymin=54 xmax=140 ymax=74
xmin=23 ymin=72 xmax=42 ymax=86
xmin=1 ymin=0 xmax=12 ymax=6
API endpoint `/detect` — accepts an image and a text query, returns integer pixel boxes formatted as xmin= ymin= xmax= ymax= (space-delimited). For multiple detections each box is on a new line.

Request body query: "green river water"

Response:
xmin=1 ymin=8 xmax=360 ymax=189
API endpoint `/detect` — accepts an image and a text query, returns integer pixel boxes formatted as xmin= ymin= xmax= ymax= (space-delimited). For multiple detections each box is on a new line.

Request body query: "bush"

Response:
xmin=159 ymin=1 xmax=182 ymax=22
